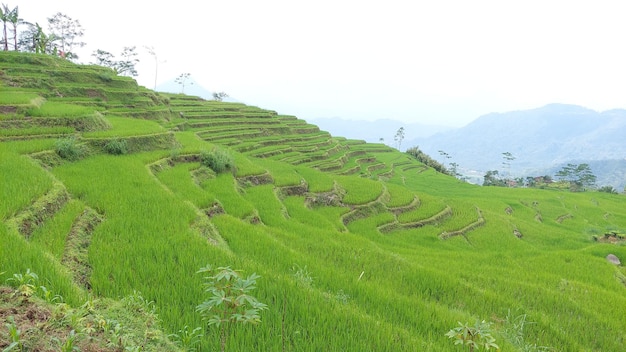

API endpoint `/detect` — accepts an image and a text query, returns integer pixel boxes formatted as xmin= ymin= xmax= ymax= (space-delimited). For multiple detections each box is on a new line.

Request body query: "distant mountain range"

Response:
xmin=409 ymin=104 xmax=626 ymax=189
xmin=310 ymin=104 xmax=626 ymax=190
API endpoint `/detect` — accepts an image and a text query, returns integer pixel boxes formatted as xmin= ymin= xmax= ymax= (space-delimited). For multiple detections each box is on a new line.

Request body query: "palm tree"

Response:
xmin=31 ymin=23 xmax=57 ymax=54
xmin=0 ymin=3 xmax=9 ymax=51
xmin=7 ymin=5 xmax=25 ymax=50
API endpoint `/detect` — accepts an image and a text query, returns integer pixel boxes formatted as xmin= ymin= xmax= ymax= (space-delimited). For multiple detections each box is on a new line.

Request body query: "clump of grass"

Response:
xmin=54 ymin=136 xmax=86 ymax=161
xmin=103 ymin=138 xmax=128 ymax=155
xmin=200 ymin=148 xmax=234 ymax=174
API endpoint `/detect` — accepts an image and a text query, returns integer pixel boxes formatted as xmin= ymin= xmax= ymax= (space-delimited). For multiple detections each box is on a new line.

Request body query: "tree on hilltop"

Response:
xmin=501 ymin=152 xmax=515 ymax=177
xmin=30 ymin=23 xmax=58 ymax=54
xmin=92 ymin=46 xmax=139 ymax=76
xmin=394 ymin=127 xmax=405 ymax=150
xmin=483 ymin=170 xmax=502 ymax=186
xmin=92 ymin=49 xmax=114 ymax=67
xmin=6 ymin=4 xmax=27 ymax=51
xmin=48 ymin=12 xmax=85 ymax=59
xmin=212 ymin=92 xmax=229 ymax=101
xmin=175 ymin=73 xmax=193 ymax=94
xmin=555 ymin=163 xmax=596 ymax=191
xmin=0 ymin=3 xmax=12 ymax=51
xmin=117 ymin=46 xmax=139 ymax=76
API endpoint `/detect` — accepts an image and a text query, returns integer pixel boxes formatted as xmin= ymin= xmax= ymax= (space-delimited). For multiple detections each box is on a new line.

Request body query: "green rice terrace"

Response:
xmin=1 ymin=51 xmax=625 ymax=351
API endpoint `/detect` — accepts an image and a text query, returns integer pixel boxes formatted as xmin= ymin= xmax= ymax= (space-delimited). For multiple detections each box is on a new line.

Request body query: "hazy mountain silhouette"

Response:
xmin=408 ymin=104 xmax=626 ymax=188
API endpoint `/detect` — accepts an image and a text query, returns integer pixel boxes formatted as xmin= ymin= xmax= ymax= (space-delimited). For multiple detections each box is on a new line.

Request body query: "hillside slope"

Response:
xmin=1 ymin=52 xmax=626 ymax=351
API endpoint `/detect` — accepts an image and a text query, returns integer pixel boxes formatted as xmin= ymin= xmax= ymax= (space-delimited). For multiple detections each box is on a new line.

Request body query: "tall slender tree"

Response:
xmin=501 ymin=152 xmax=515 ymax=177
xmin=145 ymin=46 xmax=164 ymax=90
xmin=394 ymin=127 xmax=405 ymax=150
xmin=175 ymin=73 xmax=193 ymax=94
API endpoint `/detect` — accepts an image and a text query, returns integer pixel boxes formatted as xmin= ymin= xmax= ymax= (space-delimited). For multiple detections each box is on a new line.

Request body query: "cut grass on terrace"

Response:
xmin=27 ymin=101 xmax=97 ymax=117
xmin=294 ymin=166 xmax=335 ymax=192
xmin=0 ymin=146 xmax=53 ymax=219
xmin=385 ymin=182 xmax=417 ymax=208
xmin=336 ymin=175 xmax=384 ymax=205
xmin=82 ymin=116 xmax=165 ymax=137
xmin=0 ymin=126 xmax=74 ymax=137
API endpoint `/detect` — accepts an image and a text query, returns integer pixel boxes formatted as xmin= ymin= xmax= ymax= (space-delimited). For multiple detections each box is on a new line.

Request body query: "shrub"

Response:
xmin=104 ymin=138 xmax=128 ymax=155
xmin=405 ymin=146 xmax=450 ymax=175
xmin=54 ymin=136 xmax=85 ymax=161
xmin=446 ymin=320 xmax=499 ymax=351
xmin=598 ymin=186 xmax=618 ymax=194
xmin=201 ymin=148 xmax=234 ymax=174
xmin=196 ymin=265 xmax=268 ymax=352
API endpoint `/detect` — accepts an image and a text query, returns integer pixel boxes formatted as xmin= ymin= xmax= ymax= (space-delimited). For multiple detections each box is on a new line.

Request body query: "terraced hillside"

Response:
xmin=2 ymin=52 xmax=626 ymax=351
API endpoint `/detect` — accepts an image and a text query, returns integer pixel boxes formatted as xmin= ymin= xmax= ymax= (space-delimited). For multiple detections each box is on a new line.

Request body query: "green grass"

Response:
xmin=153 ymin=161 xmax=216 ymax=209
xmin=201 ymin=172 xmax=256 ymax=219
xmin=2 ymin=53 xmax=626 ymax=351
xmin=385 ymin=182 xmax=417 ymax=207
xmin=29 ymin=199 xmax=86 ymax=260
xmin=294 ymin=165 xmax=336 ymax=192
xmin=0 ymin=126 xmax=74 ymax=137
xmin=0 ymin=146 xmax=53 ymax=219
xmin=252 ymin=158 xmax=302 ymax=186
xmin=26 ymin=101 xmax=97 ymax=117
xmin=82 ymin=116 xmax=165 ymax=137
xmin=0 ymin=89 xmax=42 ymax=105
xmin=336 ymin=175 xmax=384 ymax=205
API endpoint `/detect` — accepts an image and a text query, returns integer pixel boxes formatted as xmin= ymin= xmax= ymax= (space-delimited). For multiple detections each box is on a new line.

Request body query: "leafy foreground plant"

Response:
xmin=195 ymin=265 xmax=268 ymax=352
xmin=168 ymin=325 xmax=203 ymax=352
xmin=502 ymin=310 xmax=552 ymax=351
xmin=446 ymin=320 xmax=500 ymax=351
xmin=1 ymin=270 xmax=178 ymax=351
xmin=5 ymin=269 xmax=39 ymax=297
xmin=3 ymin=316 xmax=23 ymax=352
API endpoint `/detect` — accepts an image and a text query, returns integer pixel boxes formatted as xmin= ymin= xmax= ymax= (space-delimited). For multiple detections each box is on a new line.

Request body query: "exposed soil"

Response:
xmin=556 ymin=213 xmax=573 ymax=224
xmin=0 ymin=287 xmax=113 ymax=352
xmin=204 ymin=202 xmax=225 ymax=218
xmin=279 ymin=183 xmax=308 ymax=197
xmin=237 ymin=173 xmax=274 ymax=187
xmin=0 ymin=105 xmax=17 ymax=114
xmin=595 ymin=232 xmax=626 ymax=244
xmin=61 ymin=208 xmax=104 ymax=290
xmin=12 ymin=186 xmax=69 ymax=239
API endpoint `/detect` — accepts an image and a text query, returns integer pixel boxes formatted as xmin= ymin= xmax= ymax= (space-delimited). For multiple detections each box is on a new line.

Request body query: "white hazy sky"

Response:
xmin=17 ymin=0 xmax=626 ymax=127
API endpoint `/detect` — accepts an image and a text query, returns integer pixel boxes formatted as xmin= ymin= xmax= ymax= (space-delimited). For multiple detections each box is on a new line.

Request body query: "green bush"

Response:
xmin=54 ymin=136 xmax=85 ymax=161
xmin=200 ymin=148 xmax=234 ymax=174
xmin=104 ymin=138 xmax=128 ymax=155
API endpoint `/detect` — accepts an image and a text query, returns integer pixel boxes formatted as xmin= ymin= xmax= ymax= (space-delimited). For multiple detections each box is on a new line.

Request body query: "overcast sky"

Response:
xmin=18 ymin=0 xmax=626 ymax=127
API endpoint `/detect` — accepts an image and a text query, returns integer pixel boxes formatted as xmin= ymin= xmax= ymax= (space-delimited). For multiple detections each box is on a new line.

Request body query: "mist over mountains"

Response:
xmin=155 ymin=78 xmax=238 ymax=102
xmin=307 ymin=117 xmax=452 ymax=145
xmin=314 ymin=104 xmax=626 ymax=190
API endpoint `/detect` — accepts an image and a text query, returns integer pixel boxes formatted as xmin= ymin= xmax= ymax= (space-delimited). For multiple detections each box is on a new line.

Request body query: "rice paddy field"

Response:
xmin=2 ymin=51 xmax=626 ymax=351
